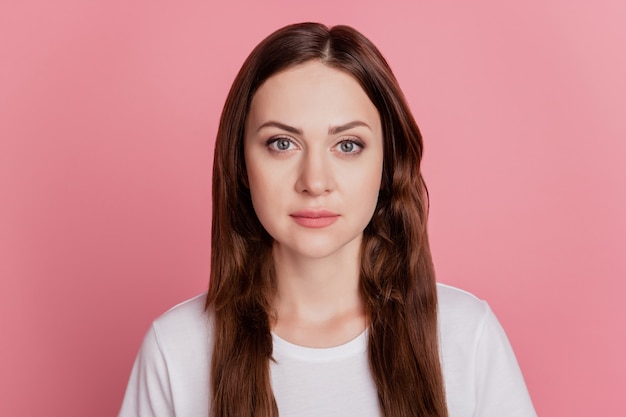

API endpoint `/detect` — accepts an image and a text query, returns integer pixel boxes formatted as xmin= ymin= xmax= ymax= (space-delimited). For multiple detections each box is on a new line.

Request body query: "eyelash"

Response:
xmin=266 ymin=136 xmax=297 ymax=152
xmin=336 ymin=138 xmax=365 ymax=155
xmin=265 ymin=137 xmax=365 ymax=155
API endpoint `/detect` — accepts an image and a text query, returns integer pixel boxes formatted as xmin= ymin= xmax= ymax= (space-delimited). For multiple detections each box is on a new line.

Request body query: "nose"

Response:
xmin=295 ymin=149 xmax=334 ymax=196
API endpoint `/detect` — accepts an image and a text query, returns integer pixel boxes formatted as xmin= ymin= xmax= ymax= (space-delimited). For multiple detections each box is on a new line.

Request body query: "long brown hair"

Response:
xmin=207 ymin=22 xmax=447 ymax=417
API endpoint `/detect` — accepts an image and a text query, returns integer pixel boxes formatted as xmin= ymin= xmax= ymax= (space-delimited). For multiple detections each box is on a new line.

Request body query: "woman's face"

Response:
xmin=244 ymin=61 xmax=383 ymax=260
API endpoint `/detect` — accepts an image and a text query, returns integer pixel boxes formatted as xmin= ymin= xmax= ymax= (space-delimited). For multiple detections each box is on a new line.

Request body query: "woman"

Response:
xmin=119 ymin=23 xmax=536 ymax=417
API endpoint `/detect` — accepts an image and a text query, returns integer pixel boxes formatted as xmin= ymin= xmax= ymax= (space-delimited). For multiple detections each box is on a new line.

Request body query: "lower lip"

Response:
xmin=291 ymin=215 xmax=339 ymax=228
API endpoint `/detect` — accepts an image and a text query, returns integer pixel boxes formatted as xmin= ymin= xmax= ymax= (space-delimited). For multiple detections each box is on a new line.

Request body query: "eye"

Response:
xmin=335 ymin=138 xmax=364 ymax=155
xmin=339 ymin=142 xmax=355 ymax=152
xmin=267 ymin=137 xmax=297 ymax=152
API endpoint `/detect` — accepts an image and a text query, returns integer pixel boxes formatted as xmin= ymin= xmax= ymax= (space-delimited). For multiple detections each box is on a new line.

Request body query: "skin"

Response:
xmin=244 ymin=61 xmax=383 ymax=347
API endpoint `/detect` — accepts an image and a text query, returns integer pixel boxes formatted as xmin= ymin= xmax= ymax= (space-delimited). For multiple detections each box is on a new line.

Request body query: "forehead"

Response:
xmin=247 ymin=61 xmax=381 ymax=131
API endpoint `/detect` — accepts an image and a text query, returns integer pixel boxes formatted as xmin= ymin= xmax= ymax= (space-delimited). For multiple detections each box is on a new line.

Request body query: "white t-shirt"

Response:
xmin=118 ymin=284 xmax=537 ymax=417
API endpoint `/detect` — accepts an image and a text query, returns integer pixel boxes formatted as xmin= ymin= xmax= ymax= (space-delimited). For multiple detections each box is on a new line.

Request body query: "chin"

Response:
xmin=279 ymin=235 xmax=363 ymax=261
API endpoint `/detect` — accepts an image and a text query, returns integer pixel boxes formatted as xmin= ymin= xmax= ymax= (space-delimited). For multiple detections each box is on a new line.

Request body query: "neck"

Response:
xmin=270 ymin=237 xmax=366 ymax=347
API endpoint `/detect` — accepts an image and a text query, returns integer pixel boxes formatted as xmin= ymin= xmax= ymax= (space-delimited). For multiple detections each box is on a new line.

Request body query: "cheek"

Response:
xmin=362 ymin=156 xmax=384 ymax=191
xmin=248 ymin=188 xmax=273 ymax=235
xmin=247 ymin=163 xmax=282 ymax=196
xmin=347 ymin=163 xmax=383 ymax=216
xmin=362 ymin=181 xmax=383 ymax=216
xmin=246 ymin=165 xmax=280 ymax=225
xmin=245 ymin=153 xmax=267 ymax=193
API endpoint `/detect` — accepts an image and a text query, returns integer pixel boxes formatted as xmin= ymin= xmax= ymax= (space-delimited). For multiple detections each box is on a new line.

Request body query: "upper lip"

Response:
xmin=290 ymin=209 xmax=339 ymax=218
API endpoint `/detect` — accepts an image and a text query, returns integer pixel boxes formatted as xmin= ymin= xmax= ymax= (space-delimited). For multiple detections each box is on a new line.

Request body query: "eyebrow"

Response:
xmin=256 ymin=120 xmax=372 ymax=135
xmin=257 ymin=121 xmax=302 ymax=134
xmin=329 ymin=120 xmax=371 ymax=134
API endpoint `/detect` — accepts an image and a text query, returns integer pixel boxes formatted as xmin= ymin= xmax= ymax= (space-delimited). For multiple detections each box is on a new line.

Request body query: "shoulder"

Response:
xmin=119 ymin=294 xmax=212 ymax=416
xmin=153 ymin=292 xmax=209 ymax=329
xmin=435 ymin=283 xmax=493 ymax=358
xmin=437 ymin=282 xmax=489 ymax=323
xmin=149 ymin=293 xmax=213 ymax=359
xmin=435 ymin=284 xmax=537 ymax=417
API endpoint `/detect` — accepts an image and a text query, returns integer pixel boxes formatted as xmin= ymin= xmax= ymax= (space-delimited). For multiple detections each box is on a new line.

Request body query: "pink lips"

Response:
xmin=290 ymin=210 xmax=339 ymax=228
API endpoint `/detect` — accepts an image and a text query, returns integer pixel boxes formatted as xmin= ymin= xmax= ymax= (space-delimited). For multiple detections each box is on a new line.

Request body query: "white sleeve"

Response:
xmin=118 ymin=324 xmax=175 ymax=417
xmin=474 ymin=305 xmax=537 ymax=417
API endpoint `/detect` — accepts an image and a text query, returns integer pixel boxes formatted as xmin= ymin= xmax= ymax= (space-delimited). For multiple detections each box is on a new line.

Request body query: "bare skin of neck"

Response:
xmin=270 ymin=237 xmax=367 ymax=348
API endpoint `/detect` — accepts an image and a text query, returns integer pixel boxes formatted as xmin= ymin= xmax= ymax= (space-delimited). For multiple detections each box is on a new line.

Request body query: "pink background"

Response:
xmin=2 ymin=1 xmax=625 ymax=416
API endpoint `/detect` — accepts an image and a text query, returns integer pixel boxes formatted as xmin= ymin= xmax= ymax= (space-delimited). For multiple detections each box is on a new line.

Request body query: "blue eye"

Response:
xmin=275 ymin=139 xmax=291 ymax=150
xmin=267 ymin=137 xmax=296 ymax=152
xmin=340 ymin=142 xmax=355 ymax=152
xmin=336 ymin=139 xmax=364 ymax=154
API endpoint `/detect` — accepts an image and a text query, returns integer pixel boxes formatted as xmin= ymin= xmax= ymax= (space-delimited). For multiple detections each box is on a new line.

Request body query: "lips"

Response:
xmin=289 ymin=210 xmax=339 ymax=228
